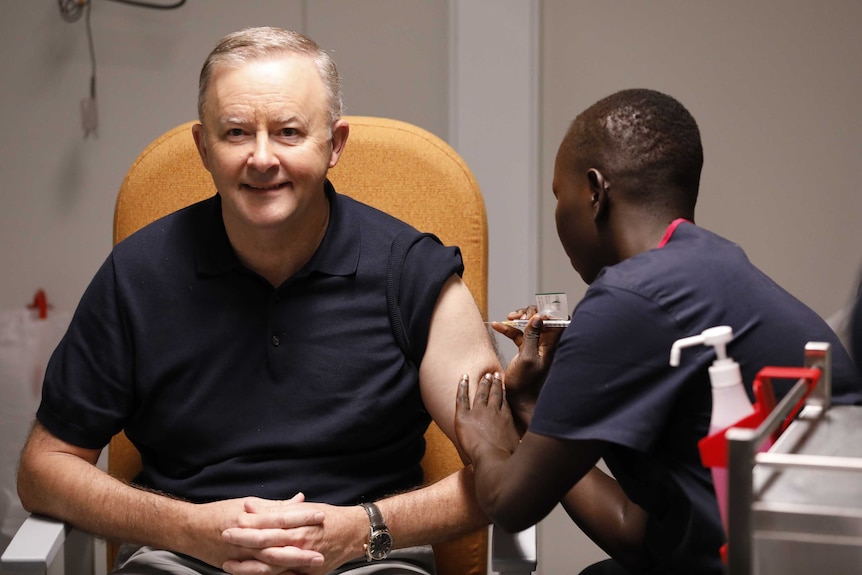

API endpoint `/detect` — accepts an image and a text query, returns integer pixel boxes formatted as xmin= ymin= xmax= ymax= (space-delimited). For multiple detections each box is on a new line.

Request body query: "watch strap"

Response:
xmin=360 ymin=502 xmax=386 ymax=529
xmin=360 ymin=502 xmax=392 ymax=561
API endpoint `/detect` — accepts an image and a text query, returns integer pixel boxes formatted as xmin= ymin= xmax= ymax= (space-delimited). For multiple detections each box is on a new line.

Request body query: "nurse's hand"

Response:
xmin=455 ymin=372 xmax=520 ymax=465
xmin=490 ymin=305 xmax=565 ymax=430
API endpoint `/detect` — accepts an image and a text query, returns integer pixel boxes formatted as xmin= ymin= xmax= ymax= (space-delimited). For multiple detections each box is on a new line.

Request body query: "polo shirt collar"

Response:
xmin=195 ymin=180 xmax=360 ymax=279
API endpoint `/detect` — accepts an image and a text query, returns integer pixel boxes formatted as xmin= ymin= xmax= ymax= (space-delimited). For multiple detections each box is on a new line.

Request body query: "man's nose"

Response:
xmin=249 ymin=133 xmax=278 ymax=171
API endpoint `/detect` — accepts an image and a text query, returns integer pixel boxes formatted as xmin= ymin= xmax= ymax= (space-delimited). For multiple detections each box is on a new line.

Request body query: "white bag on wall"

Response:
xmin=0 ymin=308 xmax=71 ymax=541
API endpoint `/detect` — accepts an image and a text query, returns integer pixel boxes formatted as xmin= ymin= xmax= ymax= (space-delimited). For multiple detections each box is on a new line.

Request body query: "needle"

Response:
xmin=485 ymin=319 xmax=570 ymax=328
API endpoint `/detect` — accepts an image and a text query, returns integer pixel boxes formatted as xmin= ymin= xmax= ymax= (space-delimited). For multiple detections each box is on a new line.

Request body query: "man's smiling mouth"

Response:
xmin=243 ymin=182 xmax=289 ymax=191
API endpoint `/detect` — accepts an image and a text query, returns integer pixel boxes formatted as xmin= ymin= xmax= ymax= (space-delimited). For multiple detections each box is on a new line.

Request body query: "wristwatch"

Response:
xmin=360 ymin=502 xmax=393 ymax=561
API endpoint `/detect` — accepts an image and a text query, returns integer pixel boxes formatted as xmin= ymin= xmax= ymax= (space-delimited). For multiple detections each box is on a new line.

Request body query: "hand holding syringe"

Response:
xmin=491 ymin=319 xmax=571 ymax=329
xmin=489 ymin=292 xmax=571 ymax=330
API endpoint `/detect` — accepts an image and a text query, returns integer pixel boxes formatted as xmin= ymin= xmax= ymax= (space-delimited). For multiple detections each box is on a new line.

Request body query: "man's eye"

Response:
xmin=280 ymin=128 xmax=298 ymax=138
xmin=226 ymin=128 xmax=244 ymax=137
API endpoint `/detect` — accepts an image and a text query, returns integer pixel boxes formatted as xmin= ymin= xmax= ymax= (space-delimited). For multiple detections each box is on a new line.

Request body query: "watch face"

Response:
xmin=368 ymin=530 xmax=393 ymax=560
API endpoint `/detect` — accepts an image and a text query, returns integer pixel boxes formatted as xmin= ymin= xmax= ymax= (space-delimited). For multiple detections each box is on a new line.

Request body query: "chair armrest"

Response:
xmin=1 ymin=514 xmax=69 ymax=572
xmin=490 ymin=524 xmax=537 ymax=574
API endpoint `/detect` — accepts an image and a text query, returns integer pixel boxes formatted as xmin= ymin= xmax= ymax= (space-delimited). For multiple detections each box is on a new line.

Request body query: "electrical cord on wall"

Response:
xmin=58 ymin=0 xmax=187 ymax=138
xmin=81 ymin=0 xmax=98 ymax=137
xmin=106 ymin=0 xmax=187 ymax=9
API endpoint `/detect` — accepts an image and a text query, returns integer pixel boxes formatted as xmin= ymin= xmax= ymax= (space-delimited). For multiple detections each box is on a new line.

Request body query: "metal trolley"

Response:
xmin=726 ymin=342 xmax=862 ymax=574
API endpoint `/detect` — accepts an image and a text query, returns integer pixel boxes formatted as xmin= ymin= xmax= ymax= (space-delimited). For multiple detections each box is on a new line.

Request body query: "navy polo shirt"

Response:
xmin=38 ymin=182 xmax=463 ymax=505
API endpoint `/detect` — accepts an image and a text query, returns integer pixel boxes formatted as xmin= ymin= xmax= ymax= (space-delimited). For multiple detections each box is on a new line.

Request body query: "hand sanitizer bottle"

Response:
xmin=670 ymin=325 xmax=753 ymax=531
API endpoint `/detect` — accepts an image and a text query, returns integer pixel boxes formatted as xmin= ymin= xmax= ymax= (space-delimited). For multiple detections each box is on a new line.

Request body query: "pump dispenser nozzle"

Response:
xmin=670 ymin=325 xmax=743 ymax=390
xmin=669 ymin=325 xmax=733 ymax=367
xmin=670 ymin=325 xmax=752 ymax=430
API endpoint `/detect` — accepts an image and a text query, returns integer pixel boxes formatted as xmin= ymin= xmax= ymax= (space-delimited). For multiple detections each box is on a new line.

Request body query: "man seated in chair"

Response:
xmin=16 ymin=27 xmax=498 ymax=575
xmin=454 ymin=89 xmax=862 ymax=575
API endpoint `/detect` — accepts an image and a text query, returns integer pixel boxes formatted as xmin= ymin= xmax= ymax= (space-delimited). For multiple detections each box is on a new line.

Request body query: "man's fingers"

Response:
xmin=222 ymin=559 xmax=294 ymax=575
xmin=223 ymin=547 xmax=323 ymax=575
xmin=243 ymin=494 xmax=305 ymax=514
xmin=233 ymin=508 xmax=325 ymax=530
xmin=253 ymin=546 xmax=324 ymax=568
xmin=223 ymin=525 xmax=322 ymax=548
xmin=223 ymin=527 xmax=275 ymax=549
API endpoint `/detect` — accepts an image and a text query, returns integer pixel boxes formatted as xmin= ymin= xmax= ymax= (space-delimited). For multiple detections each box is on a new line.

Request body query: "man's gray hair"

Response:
xmin=197 ymin=27 xmax=344 ymax=127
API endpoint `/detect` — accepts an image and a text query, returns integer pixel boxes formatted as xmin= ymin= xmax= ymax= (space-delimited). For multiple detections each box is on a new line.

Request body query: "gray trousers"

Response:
xmin=113 ymin=545 xmax=436 ymax=575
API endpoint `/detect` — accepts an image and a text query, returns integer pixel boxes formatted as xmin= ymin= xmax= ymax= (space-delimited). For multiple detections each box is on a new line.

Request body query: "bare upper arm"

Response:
xmin=22 ymin=420 xmax=102 ymax=467
xmin=418 ymin=274 xmax=501 ymax=442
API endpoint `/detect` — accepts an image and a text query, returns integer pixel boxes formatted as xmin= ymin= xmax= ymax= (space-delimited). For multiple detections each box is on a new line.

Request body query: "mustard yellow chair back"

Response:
xmin=110 ymin=116 xmax=489 ymax=575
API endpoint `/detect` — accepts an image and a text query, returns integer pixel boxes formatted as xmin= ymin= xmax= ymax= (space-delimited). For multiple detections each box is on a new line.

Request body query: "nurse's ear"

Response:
xmin=588 ymin=168 xmax=610 ymax=222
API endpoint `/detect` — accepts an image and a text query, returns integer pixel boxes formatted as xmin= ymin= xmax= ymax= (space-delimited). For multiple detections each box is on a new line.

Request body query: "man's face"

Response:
xmin=193 ymin=54 xmax=344 ymax=233
xmin=552 ymin=143 xmax=602 ymax=284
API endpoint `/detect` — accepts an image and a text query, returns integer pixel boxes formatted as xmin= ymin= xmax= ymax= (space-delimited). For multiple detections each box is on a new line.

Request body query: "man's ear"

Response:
xmin=328 ymin=119 xmax=350 ymax=168
xmin=191 ymin=123 xmax=211 ymax=172
xmin=587 ymin=168 xmax=610 ymax=221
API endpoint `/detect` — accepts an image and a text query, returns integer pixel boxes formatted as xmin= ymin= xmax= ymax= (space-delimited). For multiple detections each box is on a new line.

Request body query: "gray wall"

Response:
xmin=539 ymin=1 xmax=862 ymax=323
xmin=2 ymin=1 xmax=861 ymax=574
